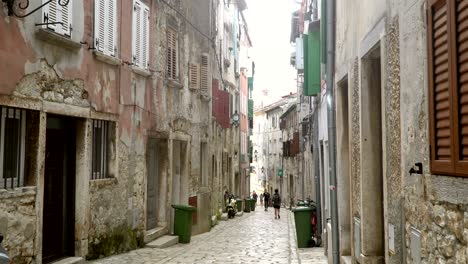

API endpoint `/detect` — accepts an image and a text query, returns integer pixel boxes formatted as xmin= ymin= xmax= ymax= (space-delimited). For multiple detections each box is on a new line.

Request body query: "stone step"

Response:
xmin=144 ymin=226 xmax=167 ymax=243
xmin=211 ymin=215 xmax=218 ymax=226
xmin=146 ymin=235 xmax=179 ymax=249
xmin=50 ymin=257 xmax=84 ymax=264
xmin=236 ymin=211 xmax=243 ymax=217
xmin=220 ymin=213 xmax=228 ymax=220
xmin=341 ymin=256 xmax=352 ymax=264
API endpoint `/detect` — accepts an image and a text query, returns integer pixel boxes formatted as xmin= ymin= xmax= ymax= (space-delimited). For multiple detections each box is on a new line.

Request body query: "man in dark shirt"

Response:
xmin=263 ymin=191 xmax=270 ymax=211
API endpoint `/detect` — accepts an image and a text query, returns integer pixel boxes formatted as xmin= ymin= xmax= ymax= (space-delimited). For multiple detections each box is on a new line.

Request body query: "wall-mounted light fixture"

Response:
xmin=231 ymin=110 xmax=239 ymax=127
xmin=3 ymin=0 xmax=70 ymax=18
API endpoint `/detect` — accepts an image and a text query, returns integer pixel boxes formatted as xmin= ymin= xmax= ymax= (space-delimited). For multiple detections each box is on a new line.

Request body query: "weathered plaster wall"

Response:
xmin=0 ymin=188 xmax=36 ymax=264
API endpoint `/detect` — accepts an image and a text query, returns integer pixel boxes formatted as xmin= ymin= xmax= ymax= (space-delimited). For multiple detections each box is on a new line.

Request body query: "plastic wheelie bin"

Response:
xmin=292 ymin=207 xmax=314 ymax=248
xmin=171 ymin=204 xmax=196 ymax=243
xmin=236 ymin=199 xmax=243 ymax=213
xmin=243 ymin=198 xmax=251 ymax=213
xmin=250 ymin=198 xmax=256 ymax=211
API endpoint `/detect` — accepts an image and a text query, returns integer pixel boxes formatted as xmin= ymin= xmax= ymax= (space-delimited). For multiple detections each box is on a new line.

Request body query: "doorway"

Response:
xmin=171 ymin=140 xmax=188 ymax=234
xmin=42 ymin=116 xmax=76 ymax=263
xmin=146 ymin=139 xmax=159 ymax=230
xmin=337 ymin=77 xmax=351 ymax=257
xmin=360 ymin=46 xmax=384 ymax=260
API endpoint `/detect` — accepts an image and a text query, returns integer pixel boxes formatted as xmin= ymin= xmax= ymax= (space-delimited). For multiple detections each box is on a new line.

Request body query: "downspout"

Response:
xmin=325 ymin=0 xmax=340 ymax=263
xmin=311 ymin=0 xmax=322 ymax=244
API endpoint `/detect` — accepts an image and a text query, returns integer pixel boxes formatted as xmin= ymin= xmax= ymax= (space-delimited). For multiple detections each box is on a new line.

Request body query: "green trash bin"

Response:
xmin=250 ymin=198 xmax=256 ymax=211
xmin=292 ymin=207 xmax=314 ymax=248
xmin=243 ymin=199 xmax=251 ymax=213
xmin=171 ymin=204 xmax=196 ymax=243
xmin=236 ymin=199 xmax=243 ymax=213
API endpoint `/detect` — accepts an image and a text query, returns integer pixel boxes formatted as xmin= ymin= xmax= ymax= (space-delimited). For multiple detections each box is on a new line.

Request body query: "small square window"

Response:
xmin=91 ymin=120 xmax=115 ymax=180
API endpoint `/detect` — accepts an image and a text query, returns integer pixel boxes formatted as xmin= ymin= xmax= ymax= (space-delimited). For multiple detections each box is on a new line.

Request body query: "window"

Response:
xmin=91 ymin=120 xmax=114 ymax=180
xmin=132 ymin=0 xmax=150 ymax=69
xmin=167 ymin=28 xmax=178 ymax=79
xmin=201 ymin=54 xmax=210 ymax=94
xmin=95 ymin=0 xmax=117 ymax=56
xmin=189 ymin=63 xmax=200 ymax=90
xmin=0 ymin=107 xmax=26 ymax=189
xmin=42 ymin=0 xmax=73 ymax=36
xmin=428 ymin=0 xmax=468 ymax=176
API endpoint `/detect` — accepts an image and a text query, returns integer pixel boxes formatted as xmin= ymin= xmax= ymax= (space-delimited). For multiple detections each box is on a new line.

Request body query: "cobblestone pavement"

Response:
xmin=89 ymin=207 xmax=328 ymax=264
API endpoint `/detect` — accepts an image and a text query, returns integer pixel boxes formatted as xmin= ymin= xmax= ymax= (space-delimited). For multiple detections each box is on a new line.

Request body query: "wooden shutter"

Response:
xmin=133 ymin=0 xmax=141 ymax=66
xmin=428 ymin=0 xmax=455 ymax=173
xmin=201 ymin=54 xmax=209 ymax=94
xmin=142 ymin=6 xmax=150 ymax=68
xmin=107 ymin=0 xmax=117 ymax=56
xmin=455 ymin=0 xmax=468 ymax=173
xmin=95 ymin=0 xmax=106 ymax=52
xmin=61 ymin=0 xmax=71 ymax=36
xmin=167 ymin=29 xmax=178 ymax=79
xmin=42 ymin=0 xmax=72 ymax=36
xmin=189 ymin=63 xmax=200 ymax=90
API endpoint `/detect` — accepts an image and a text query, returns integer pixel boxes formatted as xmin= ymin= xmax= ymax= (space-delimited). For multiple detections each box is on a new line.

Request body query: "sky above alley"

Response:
xmin=243 ymin=0 xmax=299 ymax=108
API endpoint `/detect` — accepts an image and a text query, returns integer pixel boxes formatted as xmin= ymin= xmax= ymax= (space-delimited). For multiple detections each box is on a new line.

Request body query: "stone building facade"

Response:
xmin=329 ymin=0 xmax=468 ymax=263
xmin=0 ymin=0 xmax=249 ymax=263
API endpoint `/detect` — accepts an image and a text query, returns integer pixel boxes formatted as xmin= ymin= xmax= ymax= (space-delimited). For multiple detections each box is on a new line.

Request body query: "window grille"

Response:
xmin=0 ymin=107 xmax=26 ymax=189
xmin=91 ymin=119 xmax=112 ymax=180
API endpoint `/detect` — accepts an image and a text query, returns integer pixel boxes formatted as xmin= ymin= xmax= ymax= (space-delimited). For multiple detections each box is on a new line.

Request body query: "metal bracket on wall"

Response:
xmin=3 ymin=0 xmax=70 ymax=18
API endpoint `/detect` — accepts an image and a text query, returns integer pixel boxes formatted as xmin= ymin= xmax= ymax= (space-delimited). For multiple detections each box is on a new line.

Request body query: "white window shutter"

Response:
xmin=95 ymin=0 xmax=105 ymax=52
xmin=143 ymin=6 xmax=150 ymax=69
xmin=133 ymin=0 xmax=142 ymax=67
xmin=42 ymin=0 xmax=57 ymax=31
xmin=60 ymin=0 xmax=72 ymax=36
xmin=107 ymin=0 xmax=117 ymax=56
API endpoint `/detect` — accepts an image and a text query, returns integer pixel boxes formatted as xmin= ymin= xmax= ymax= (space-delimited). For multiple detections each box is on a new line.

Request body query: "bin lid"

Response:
xmin=292 ymin=207 xmax=314 ymax=212
xmin=171 ymin=204 xmax=196 ymax=211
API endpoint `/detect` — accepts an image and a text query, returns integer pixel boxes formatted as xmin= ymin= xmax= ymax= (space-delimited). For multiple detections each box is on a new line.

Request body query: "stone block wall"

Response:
xmin=0 ymin=188 xmax=36 ymax=264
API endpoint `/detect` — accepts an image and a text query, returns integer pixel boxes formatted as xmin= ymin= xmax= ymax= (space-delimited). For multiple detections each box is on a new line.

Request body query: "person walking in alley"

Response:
xmin=260 ymin=193 xmax=264 ymax=206
xmin=272 ymin=189 xmax=281 ymax=219
xmin=263 ymin=190 xmax=270 ymax=211
xmin=252 ymin=191 xmax=258 ymax=206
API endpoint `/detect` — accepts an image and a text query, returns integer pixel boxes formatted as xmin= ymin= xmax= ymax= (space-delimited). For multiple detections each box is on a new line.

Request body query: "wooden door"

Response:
xmin=146 ymin=140 xmax=158 ymax=230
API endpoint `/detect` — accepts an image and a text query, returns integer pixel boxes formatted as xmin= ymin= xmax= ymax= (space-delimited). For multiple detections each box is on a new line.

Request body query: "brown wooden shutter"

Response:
xmin=188 ymin=63 xmax=200 ymax=90
xmin=167 ymin=29 xmax=178 ymax=79
xmin=428 ymin=0 xmax=455 ymax=173
xmin=201 ymin=54 xmax=209 ymax=94
xmin=454 ymin=0 xmax=468 ymax=174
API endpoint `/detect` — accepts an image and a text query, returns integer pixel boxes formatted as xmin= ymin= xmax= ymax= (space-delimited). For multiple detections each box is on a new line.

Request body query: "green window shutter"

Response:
xmin=303 ymin=25 xmax=321 ymax=96
xmin=248 ymin=77 xmax=253 ymax=91
xmin=303 ymin=35 xmax=309 ymax=95
xmin=248 ymin=99 xmax=254 ymax=119
xmin=321 ymin=0 xmax=327 ymax=63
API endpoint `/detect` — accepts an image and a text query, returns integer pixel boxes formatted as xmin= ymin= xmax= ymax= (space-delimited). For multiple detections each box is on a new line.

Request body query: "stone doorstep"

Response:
xmin=211 ymin=215 xmax=218 ymax=226
xmin=236 ymin=211 xmax=243 ymax=217
xmin=50 ymin=257 xmax=84 ymax=264
xmin=146 ymin=235 xmax=179 ymax=249
xmin=341 ymin=255 xmax=352 ymax=264
xmin=144 ymin=226 xmax=168 ymax=243
xmin=220 ymin=213 xmax=228 ymax=221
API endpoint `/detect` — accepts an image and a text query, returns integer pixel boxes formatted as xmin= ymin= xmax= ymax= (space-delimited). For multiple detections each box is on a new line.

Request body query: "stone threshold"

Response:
xmin=144 ymin=226 xmax=168 ymax=244
xmin=50 ymin=257 xmax=84 ymax=264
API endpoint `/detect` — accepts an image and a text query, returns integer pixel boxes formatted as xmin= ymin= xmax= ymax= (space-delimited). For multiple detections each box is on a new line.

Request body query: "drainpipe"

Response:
xmin=310 ymin=0 xmax=323 ymax=244
xmin=325 ymin=0 xmax=339 ymax=263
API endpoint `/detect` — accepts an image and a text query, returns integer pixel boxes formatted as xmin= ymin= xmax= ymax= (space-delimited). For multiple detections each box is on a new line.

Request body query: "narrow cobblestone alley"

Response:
xmin=89 ymin=207 xmax=328 ymax=264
